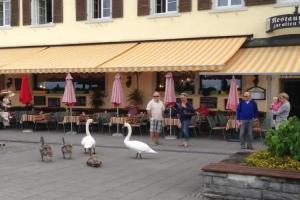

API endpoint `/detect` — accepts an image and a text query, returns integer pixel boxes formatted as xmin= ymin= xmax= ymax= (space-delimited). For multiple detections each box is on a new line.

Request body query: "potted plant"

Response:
xmin=127 ymin=88 xmax=143 ymax=106
xmin=90 ymin=88 xmax=105 ymax=109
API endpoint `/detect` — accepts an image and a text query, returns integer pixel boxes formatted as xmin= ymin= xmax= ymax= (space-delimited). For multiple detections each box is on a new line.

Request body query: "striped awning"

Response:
xmin=96 ymin=37 xmax=247 ymax=72
xmin=0 ymin=43 xmax=137 ymax=74
xmin=0 ymin=47 xmax=45 ymax=66
xmin=219 ymin=46 xmax=300 ymax=75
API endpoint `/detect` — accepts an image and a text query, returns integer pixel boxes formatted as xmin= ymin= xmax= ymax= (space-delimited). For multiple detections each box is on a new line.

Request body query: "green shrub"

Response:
xmin=265 ymin=116 xmax=300 ymax=161
xmin=244 ymin=150 xmax=300 ymax=171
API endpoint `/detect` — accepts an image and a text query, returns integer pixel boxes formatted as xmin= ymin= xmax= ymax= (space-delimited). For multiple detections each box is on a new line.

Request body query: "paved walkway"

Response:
xmin=0 ymin=128 xmax=266 ymax=200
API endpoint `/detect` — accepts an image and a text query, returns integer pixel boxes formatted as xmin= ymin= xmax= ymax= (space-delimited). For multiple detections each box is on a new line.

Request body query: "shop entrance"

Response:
xmin=281 ymin=79 xmax=300 ymax=118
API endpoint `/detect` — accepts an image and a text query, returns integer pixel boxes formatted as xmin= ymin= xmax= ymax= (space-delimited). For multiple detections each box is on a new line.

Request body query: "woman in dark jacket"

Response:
xmin=175 ymin=93 xmax=195 ymax=147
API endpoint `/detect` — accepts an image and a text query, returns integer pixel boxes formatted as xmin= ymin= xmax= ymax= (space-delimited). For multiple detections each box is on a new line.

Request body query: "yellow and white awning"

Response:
xmin=0 ymin=43 xmax=137 ymax=74
xmin=0 ymin=47 xmax=45 ymax=66
xmin=219 ymin=46 xmax=300 ymax=75
xmin=96 ymin=37 xmax=247 ymax=72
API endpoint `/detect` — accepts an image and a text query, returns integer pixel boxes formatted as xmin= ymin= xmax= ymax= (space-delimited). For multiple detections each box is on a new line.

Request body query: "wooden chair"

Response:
xmin=207 ymin=116 xmax=226 ymax=139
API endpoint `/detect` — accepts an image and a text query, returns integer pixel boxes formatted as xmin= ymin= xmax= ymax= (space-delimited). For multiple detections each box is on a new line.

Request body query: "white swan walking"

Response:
xmin=123 ymin=122 xmax=157 ymax=159
xmin=81 ymin=119 xmax=96 ymax=156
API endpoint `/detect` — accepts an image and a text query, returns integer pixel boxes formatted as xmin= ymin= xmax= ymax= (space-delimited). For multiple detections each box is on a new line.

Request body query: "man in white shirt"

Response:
xmin=146 ymin=91 xmax=165 ymax=145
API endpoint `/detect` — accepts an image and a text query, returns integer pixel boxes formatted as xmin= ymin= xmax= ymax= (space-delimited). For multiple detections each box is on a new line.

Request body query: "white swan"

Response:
xmin=81 ymin=119 xmax=96 ymax=156
xmin=123 ymin=122 xmax=157 ymax=159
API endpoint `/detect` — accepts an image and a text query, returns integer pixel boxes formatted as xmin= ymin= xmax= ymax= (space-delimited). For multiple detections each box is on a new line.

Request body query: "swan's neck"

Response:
xmin=124 ymin=126 xmax=132 ymax=142
xmin=86 ymin=122 xmax=91 ymax=136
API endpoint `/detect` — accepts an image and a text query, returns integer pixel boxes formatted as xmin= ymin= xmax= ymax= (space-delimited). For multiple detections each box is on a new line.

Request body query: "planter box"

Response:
xmin=201 ymin=152 xmax=300 ymax=200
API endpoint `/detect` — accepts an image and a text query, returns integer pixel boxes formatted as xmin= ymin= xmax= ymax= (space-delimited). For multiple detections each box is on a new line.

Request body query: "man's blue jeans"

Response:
xmin=239 ymin=119 xmax=253 ymax=147
xmin=181 ymin=119 xmax=190 ymax=141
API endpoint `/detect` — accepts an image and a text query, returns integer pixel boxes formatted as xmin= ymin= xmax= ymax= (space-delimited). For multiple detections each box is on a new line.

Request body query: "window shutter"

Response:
xmin=137 ymin=0 xmax=150 ymax=16
xmin=22 ymin=0 xmax=31 ymax=25
xmin=112 ymin=0 xmax=123 ymax=18
xmin=245 ymin=0 xmax=275 ymax=6
xmin=198 ymin=0 xmax=211 ymax=10
xmin=76 ymin=0 xmax=87 ymax=21
xmin=179 ymin=0 xmax=192 ymax=12
xmin=53 ymin=0 xmax=63 ymax=23
xmin=11 ymin=0 xmax=19 ymax=26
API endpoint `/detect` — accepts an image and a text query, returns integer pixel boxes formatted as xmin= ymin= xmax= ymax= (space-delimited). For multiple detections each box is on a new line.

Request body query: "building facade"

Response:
xmin=0 ymin=0 xmax=300 ymax=114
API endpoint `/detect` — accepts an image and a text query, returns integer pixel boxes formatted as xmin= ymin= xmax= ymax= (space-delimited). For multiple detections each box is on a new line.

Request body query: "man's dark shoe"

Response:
xmin=247 ymin=145 xmax=254 ymax=150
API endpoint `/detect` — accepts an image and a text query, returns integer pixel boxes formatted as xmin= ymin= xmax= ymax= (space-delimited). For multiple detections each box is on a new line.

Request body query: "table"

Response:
xmin=163 ymin=118 xmax=181 ymax=128
xmin=21 ymin=114 xmax=46 ymax=123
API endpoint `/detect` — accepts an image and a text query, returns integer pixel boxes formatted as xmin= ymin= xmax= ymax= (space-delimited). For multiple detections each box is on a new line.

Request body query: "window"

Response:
xmin=156 ymin=72 xmax=195 ymax=94
xmin=31 ymin=0 xmax=53 ymax=25
xmin=33 ymin=73 xmax=105 ymax=93
xmin=215 ymin=0 xmax=244 ymax=9
xmin=200 ymin=75 xmax=242 ymax=96
xmin=0 ymin=0 xmax=10 ymax=26
xmin=153 ymin=0 xmax=177 ymax=14
xmin=88 ymin=0 xmax=111 ymax=19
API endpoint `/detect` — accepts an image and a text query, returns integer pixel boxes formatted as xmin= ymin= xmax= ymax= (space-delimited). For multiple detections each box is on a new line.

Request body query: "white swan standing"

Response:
xmin=123 ymin=122 xmax=157 ymax=159
xmin=81 ymin=119 xmax=96 ymax=156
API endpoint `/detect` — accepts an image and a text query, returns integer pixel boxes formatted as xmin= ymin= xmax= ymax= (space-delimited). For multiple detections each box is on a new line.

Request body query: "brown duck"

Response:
xmin=61 ymin=137 xmax=72 ymax=159
xmin=39 ymin=136 xmax=53 ymax=161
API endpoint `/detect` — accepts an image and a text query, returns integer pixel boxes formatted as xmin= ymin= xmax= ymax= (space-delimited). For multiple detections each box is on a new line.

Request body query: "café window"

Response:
xmin=200 ymin=75 xmax=242 ymax=96
xmin=156 ymin=72 xmax=195 ymax=94
xmin=33 ymin=73 xmax=105 ymax=93
xmin=152 ymin=0 xmax=177 ymax=14
xmin=214 ymin=0 xmax=244 ymax=9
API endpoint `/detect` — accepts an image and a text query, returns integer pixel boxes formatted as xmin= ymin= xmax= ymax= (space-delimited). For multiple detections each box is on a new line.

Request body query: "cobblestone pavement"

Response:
xmin=0 ymin=129 xmax=266 ymax=200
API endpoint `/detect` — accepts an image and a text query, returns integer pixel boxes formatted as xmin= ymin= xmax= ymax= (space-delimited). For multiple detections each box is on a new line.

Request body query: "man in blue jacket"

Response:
xmin=237 ymin=92 xmax=258 ymax=150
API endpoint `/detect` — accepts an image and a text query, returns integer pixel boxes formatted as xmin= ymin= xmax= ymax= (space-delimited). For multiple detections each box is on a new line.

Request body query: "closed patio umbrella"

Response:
xmin=226 ymin=76 xmax=239 ymax=111
xmin=164 ymin=72 xmax=177 ymax=139
xmin=19 ymin=74 xmax=32 ymax=132
xmin=62 ymin=73 xmax=77 ymax=134
xmin=111 ymin=73 xmax=123 ymax=136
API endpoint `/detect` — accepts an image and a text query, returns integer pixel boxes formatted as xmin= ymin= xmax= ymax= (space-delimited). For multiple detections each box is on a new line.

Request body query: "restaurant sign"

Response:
xmin=266 ymin=7 xmax=300 ymax=33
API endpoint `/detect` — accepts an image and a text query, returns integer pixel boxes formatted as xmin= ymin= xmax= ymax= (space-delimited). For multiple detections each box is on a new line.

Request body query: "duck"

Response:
xmin=81 ymin=119 xmax=96 ymax=156
xmin=39 ymin=136 xmax=53 ymax=161
xmin=123 ymin=122 xmax=157 ymax=159
xmin=61 ymin=137 xmax=72 ymax=159
xmin=86 ymin=155 xmax=102 ymax=168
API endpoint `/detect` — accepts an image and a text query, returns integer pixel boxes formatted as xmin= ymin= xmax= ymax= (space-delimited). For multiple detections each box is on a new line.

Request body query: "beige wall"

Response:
xmin=0 ymin=1 xmax=299 ymax=47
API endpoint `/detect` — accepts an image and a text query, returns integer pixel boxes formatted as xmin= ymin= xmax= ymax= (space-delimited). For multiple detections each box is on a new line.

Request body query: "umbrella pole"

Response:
xmin=22 ymin=104 xmax=32 ymax=132
xmin=165 ymin=107 xmax=176 ymax=139
xmin=117 ymin=106 xmax=119 ymax=133
xmin=113 ymin=106 xmax=122 ymax=136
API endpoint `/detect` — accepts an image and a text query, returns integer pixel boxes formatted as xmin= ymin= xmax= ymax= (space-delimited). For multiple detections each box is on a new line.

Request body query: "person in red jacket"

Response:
xmin=196 ymin=104 xmax=209 ymax=117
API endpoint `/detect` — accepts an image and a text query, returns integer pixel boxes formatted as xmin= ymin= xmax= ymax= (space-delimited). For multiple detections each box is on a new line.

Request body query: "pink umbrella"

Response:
xmin=226 ymin=76 xmax=239 ymax=111
xmin=164 ymin=72 xmax=176 ymax=139
xmin=164 ymin=72 xmax=176 ymax=108
xmin=111 ymin=73 xmax=123 ymax=136
xmin=62 ymin=73 xmax=77 ymax=134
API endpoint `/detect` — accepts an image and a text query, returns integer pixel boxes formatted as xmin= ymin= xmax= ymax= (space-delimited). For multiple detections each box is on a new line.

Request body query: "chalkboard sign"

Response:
xmin=34 ymin=96 xmax=46 ymax=106
xmin=48 ymin=98 xmax=60 ymax=107
xmin=200 ymin=97 xmax=217 ymax=109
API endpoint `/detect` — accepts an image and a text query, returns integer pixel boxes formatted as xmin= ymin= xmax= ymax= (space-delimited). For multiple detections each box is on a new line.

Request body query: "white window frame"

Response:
xmin=151 ymin=0 xmax=178 ymax=15
xmin=277 ymin=0 xmax=300 ymax=5
xmin=214 ymin=0 xmax=244 ymax=9
xmin=31 ymin=0 xmax=53 ymax=25
xmin=87 ymin=0 xmax=112 ymax=21
xmin=0 ymin=0 xmax=11 ymax=27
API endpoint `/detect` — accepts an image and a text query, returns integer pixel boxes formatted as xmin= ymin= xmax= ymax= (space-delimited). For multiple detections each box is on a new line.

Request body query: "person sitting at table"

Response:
xmin=126 ymin=100 xmax=139 ymax=116
xmin=196 ymin=104 xmax=209 ymax=117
